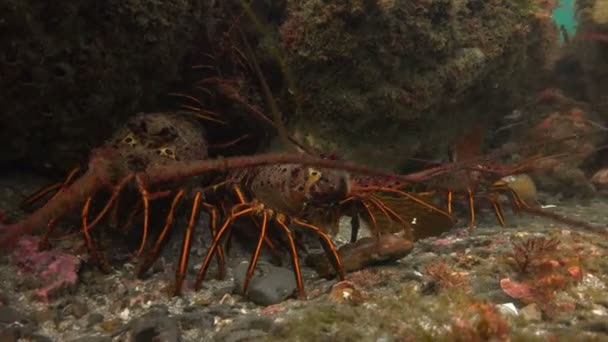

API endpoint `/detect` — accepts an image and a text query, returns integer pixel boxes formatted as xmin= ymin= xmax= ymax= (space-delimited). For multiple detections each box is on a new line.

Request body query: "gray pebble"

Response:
xmin=29 ymin=334 xmax=54 ymax=342
xmin=0 ymin=306 xmax=36 ymax=339
xmin=205 ymin=304 xmax=240 ymax=318
xmin=67 ymin=301 xmax=88 ymax=319
xmin=234 ymin=261 xmax=297 ymax=306
xmin=0 ymin=306 xmax=31 ymax=324
xmin=32 ymin=309 xmax=55 ymax=324
xmin=400 ymin=270 xmax=425 ymax=282
xmin=68 ymin=335 xmax=112 ymax=342
xmin=87 ymin=313 xmax=104 ymax=327
xmin=214 ymin=316 xmax=273 ymax=342
xmin=129 ymin=310 xmax=180 ymax=342
xmin=0 ymin=328 xmax=18 ymax=342
xmin=177 ymin=311 xmax=214 ymax=331
xmin=582 ymin=319 xmax=608 ymax=334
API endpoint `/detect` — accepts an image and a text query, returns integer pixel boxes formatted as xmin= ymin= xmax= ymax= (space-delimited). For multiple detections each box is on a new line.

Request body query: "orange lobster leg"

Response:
xmin=467 ymin=189 xmax=475 ymax=233
xmin=367 ymin=195 xmax=412 ymax=231
xmin=137 ymin=189 xmax=185 ymax=277
xmin=194 ymin=207 xmax=256 ymax=290
xmin=275 ymin=219 xmax=305 ymax=299
xmin=37 ymin=218 xmax=59 ymax=250
xmin=447 ymin=191 xmax=454 ymax=215
xmin=89 ymin=174 xmax=134 ymax=230
xmin=292 ymin=218 xmax=345 ymax=280
xmin=20 ymin=167 xmax=81 ymax=210
xmin=201 ymin=201 xmax=226 ymax=280
xmin=175 ymin=192 xmax=202 ymax=296
xmin=359 ymin=201 xmax=379 ymax=241
xmin=134 ymin=175 xmax=150 ymax=259
xmin=241 ymin=212 xmax=268 ymax=294
xmin=82 ymin=197 xmax=111 ymax=273
xmin=20 ymin=183 xmax=62 ymax=210
xmin=488 ymin=196 xmax=506 ymax=228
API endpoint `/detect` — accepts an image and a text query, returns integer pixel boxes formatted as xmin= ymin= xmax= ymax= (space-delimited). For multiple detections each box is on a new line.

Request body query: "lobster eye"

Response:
xmin=122 ymin=132 xmax=138 ymax=147
xmin=157 ymin=147 xmax=176 ymax=160
xmin=308 ymin=168 xmax=322 ymax=179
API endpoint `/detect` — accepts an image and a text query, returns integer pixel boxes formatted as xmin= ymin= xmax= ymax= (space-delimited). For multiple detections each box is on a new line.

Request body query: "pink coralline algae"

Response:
xmin=11 ymin=237 xmax=81 ymax=303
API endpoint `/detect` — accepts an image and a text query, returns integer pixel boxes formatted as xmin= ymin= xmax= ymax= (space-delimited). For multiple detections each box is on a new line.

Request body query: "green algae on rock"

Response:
xmin=275 ymin=0 xmax=559 ymax=170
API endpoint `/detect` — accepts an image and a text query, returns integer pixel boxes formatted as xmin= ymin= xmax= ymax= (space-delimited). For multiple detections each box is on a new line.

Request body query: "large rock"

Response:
xmin=575 ymin=0 xmax=608 ymax=120
xmin=272 ymin=0 xmax=558 ymax=169
xmin=0 ymin=0 xmax=560 ymax=172
xmin=0 ymin=0 xmax=207 ymax=168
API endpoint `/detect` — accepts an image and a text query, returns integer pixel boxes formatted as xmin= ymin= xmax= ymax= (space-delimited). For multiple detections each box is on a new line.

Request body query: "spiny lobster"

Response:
xmin=1 ymin=110 xmax=458 ymax=298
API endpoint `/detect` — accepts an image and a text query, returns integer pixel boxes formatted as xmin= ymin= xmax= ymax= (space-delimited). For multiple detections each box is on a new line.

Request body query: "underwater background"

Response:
xmin=0 ymin=1 xmax=607 ymax=341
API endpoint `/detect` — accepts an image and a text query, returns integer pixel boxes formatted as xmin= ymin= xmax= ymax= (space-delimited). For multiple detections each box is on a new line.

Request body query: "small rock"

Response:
xmin=520 ymin=303 xmax=542 ymax=322
xmin=234 ymin=261 xmax=297 ymax=306
xmin=32 ymin=309 xmax=55 ymax=324
xmin=0 ymin=306 xmax=37 ymax=340
xmin=29 ymin=334 xmax=54 ymax=342
xmin=582 ymin=319 xmax=608 ymax=334
xmin=591 ymin=168 xmax=608 ymax=189
xmin=68 ymin=335 xmax=112 ymax=342
xmin=0 ymin=328 xmax=18 ymax=342
xmin=177 ymin=311 xmax=214 ymax=331
xmin=99 ymin=319 xmax=122 ymax=333
xmin=67 ymin=301 xmax=88 ymax=319
xmin=400 ymin=270 xmax=424 ymax=282
xmin=129 ymin=310 xmax=180 ymax=342
xmin=328 ymin=281 xmax=366 ymax=305
xmin=87 ymin=313 xmax=104 ymax=327
xmin=0 ymin=306 xmax=32 ymax=325
xmin=496 ymin=303 xmax=518 ymax=317
xmin=205 ymin=304 xmax=240 ymax=318
xmin=214 ymin=316 xmax=273 ymax=342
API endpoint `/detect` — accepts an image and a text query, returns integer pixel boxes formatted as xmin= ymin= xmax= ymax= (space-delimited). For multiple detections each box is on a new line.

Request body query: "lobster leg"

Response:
xmin=221 ymin=185 xmax=281 ymax=260
xmin=82 ymin=197 xmax=111 ymax=273
xmin=223 ymin=185 xmax=249 ymax=255
xmin=497 ymin=185 xmax=530 ymax=210
xmin=359 ymin=201 xmax=379 ymax=241
xmin=36 ymin=174 xmax=134 ymax=249
xmin=201 ymin=201 xmax=226 ymax=280
xmin=121 ymin=200 xmax=142 ymax=232
xmin=137 ymin=189 xmax=185 ymax=278
xmin=134 ymin=175 xmax=150 ymax=259
xmin=364 ymin=186 xmax=453 ymax=219
xmin=247 ymin=217 xmax=284 ymax=265
xmin=20 ymin=183 xmax=62 ymax=210
xmin=292 ymin=218 xmax=345 ymax=280
xmin=194 ymin=207 xmax=255 ymax=290
xmin=20 ymin=167 xmax=81 ymax=210
xmin=174 ymin=192 xmax=202 ymax=296
xmin=447 ymin=191 xmax=454 ymax=214
xmin=37 ymin=218 xmax=59 ymax=250
xmin=368 ymin=195 xmax=413 ymax=233
xmin=241 ymin=212 xmax=268 ymax=294
xmin=366 ymin=198 xmax=391 ymax=234
xmin=88 ymin=174 xmax=134 ymax=230
xmin=485 ymin=195 xmax=506 ymax=228
xmin=108 ymin=188 xmax=122 ymax=227
xmin=467 ymin=189 xmax=476 ymax=233
xmin=275 ymin=219 xmax=305 ymax=299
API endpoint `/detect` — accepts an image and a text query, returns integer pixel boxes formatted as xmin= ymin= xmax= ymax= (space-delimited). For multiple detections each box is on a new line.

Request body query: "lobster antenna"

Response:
xmin=237 ymin=27 xmax=292 ymax=152
xmin=238 ymin=1 xmax=318 ymax=155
